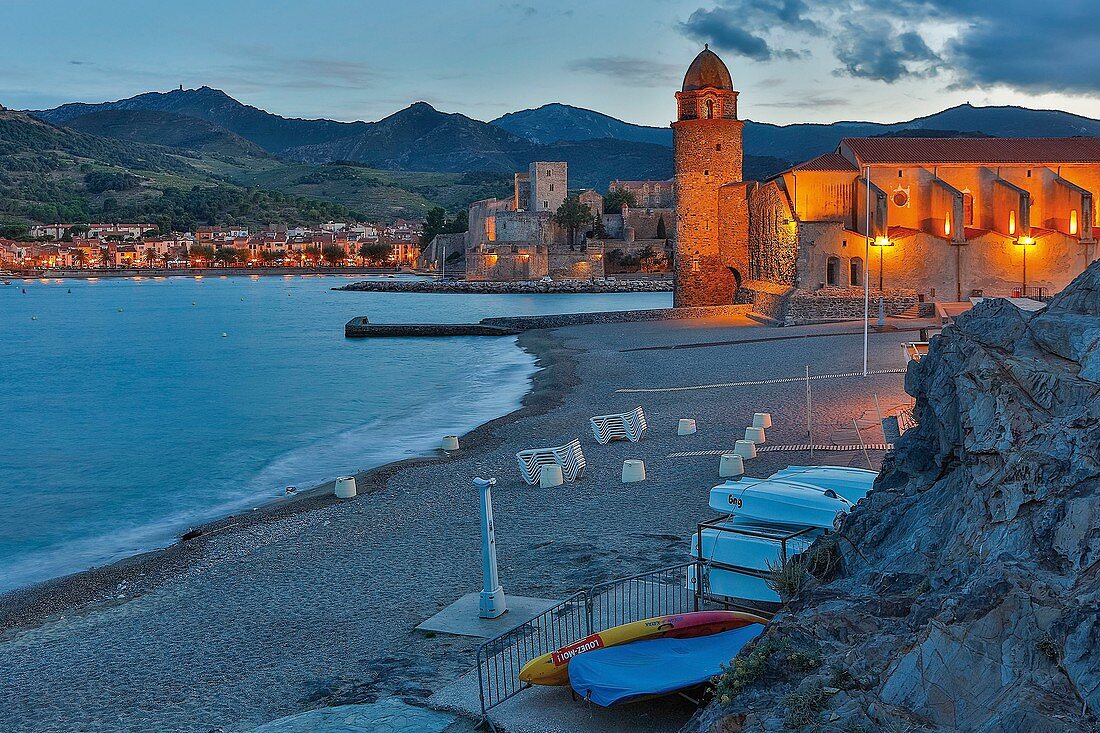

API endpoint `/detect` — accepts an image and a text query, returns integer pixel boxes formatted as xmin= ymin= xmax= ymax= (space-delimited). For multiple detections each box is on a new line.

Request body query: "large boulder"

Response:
xmin=690 ymin=260 xmax=1100 ymax=733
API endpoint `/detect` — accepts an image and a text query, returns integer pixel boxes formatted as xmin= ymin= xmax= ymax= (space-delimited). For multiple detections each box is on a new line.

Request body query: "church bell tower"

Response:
xmin=673 ymin=45 xmax=745 ymax=307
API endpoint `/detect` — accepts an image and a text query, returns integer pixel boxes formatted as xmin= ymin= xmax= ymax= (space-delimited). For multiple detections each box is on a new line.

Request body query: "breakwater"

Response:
xmin=335 ymin=278 xmax=673 ymax=294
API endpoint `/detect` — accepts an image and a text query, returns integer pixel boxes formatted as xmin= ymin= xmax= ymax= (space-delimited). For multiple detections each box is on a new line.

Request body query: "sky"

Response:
xmin=1 ymin=0 xmax=1098 ymax=128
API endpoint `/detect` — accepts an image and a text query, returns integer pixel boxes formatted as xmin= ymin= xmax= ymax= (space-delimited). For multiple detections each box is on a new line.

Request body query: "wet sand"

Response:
xmin=0 ymin=314 xmax=915 ymax=733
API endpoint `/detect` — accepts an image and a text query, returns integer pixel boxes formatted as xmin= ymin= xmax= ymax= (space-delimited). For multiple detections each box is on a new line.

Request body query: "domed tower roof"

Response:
xmin=682 ymin=44 xmax=733 ymax=92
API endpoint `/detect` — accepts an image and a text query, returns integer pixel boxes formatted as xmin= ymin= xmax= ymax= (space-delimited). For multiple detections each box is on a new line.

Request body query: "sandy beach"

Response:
xmin=0 ymin=312 xmax=917 ymax=733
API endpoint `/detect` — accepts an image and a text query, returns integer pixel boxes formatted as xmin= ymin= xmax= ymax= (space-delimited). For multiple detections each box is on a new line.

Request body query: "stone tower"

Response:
xmin=673 ymin=45 xmax=746 ymax=307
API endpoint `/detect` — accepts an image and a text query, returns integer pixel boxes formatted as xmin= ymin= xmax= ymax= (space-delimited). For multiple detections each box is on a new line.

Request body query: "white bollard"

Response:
xmin=622 ymin=460 xmax=647 ymax=483
xmin=475 ymin=477 xmax=507 ymax=619
xmin=677 ymin=419 xmax=697 ymax=436
xmin=745 ymin=426 xmax=766 ymax=445
xmin=539 ymin=463 xmax=564 ymax=488
xmin=719 ymin=453 xmax=744 ymax=478
xmin=441 ymin=435 xmax=460 ymax=451
xmin=753 ymin=412 xmax=772 ymax=429
xmin=734 ymin=439 xmax=757 ymax=459
xmin=334 ymin=476 xmax=357 ymax=499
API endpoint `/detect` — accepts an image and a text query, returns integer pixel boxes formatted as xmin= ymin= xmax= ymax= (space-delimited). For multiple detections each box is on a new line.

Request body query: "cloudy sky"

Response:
xmin=1 ymin=0 xmax=1097 ymax=127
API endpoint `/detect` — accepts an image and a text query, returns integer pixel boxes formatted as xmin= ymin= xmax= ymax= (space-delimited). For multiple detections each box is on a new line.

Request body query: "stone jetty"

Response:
xmin=334 ymin=278 xmax=673 ymax=294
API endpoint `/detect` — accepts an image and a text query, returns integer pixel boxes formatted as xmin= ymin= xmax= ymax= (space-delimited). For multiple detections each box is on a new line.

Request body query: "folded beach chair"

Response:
xmin=590 ymin=406 xmax=648 ymax=444
xmin=516 ymin=438 xmax=587 ymax=486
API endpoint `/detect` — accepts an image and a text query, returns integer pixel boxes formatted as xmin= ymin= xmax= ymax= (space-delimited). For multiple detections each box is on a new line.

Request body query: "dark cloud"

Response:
xmin=679 ymin=1 xmax=815 ymax=61
xmin=755 ymin=95 xmax=849 ymax=109
xmin=678 ymin=0 xmax=1099 ymax=95
xmin=566 ymin=56 xmax=682 ymax=87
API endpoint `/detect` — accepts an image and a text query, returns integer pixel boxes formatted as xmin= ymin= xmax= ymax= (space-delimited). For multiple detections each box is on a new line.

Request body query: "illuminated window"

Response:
xmin=944 ymin=214 xmax=951 ymax=237
xmin=826 ymin=256 xmax=840 ymax=286
xmin=1070 ymin=209 xmax=1079 ymax=235
xmin=716 ymin=144 xmax=722 ymax=151
xmin=963 ymin=192 xmax=974 ymax=225
xmin=1009 ymin=210 xmax=1017 ymax=235
xmin=850 ymin=257 xmax=863 ymax=287
xmin=705 ymin=99 xmax=715 ymax=119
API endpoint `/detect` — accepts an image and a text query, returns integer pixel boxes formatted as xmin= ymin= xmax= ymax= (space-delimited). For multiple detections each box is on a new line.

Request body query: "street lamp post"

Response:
xmin=1015 ymin=235 xmax=1035 ymax=296
xmin=872 ymin=235 xmax=893 ymax=291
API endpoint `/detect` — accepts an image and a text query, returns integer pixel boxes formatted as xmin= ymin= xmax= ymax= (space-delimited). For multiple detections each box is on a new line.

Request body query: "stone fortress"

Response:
xmin=672 ymin=45 xmax=1100 ymax=318
xmin=462 ymin=162 xmax=674 ymax=281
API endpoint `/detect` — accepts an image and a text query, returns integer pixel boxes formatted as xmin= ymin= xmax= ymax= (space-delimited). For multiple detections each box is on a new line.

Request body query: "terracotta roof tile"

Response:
xmin=790 ymin=153 xmax=859 ymax=172
xmin=841 ymin=137 xmax=1100 ymax=165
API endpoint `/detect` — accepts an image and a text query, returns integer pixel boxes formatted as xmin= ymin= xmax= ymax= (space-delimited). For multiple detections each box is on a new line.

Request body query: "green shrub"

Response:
xmin=784 ymin=684 xmax=827 ymax=728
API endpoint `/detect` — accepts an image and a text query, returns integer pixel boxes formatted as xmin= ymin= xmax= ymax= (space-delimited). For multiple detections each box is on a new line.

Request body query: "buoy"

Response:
xmin=334 ymin=476 xmax=357 ymax=499
xmin=221 ymin=332 xmax=228 ymax=338
xmin=677 ymin=419 xmax=697 ymax=436
xmin=733 ymin=440 xmax=757 ymax=459
xmin=539 ymin=463 xmax=564 ymax=488
xmin=31 ymin=315 xmax=37 ymax=320
xmin=719 ymin=453 xmax=744 ymax=478
xmin=745 ymin=426 xmax=766 ymax=445
xmin=285 ymin=486 xmax=297 ymax=495
xmin=117 ymin=307 xmax=123 ymax=312
xmin=753 ymin=413 xmax=772 ymax=429
xmin=67 ymin=289 xmax=71 ymax=294
xmin=441 ymin=435 xmax=460 ymax=451
xmin=192 ymin=301 xmax=196 ymax=306
xmin=622 ymin=459 xmax=647 ymax=483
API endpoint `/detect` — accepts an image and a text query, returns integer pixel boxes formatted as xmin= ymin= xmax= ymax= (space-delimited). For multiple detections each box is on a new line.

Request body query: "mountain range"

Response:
xmin=3 ymin=87 xmax=1098 ymax=228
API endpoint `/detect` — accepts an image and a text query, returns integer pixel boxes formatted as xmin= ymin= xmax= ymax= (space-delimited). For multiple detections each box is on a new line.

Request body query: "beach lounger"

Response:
xmin=516 ymin=438 xmax=586 ymax=485
xmin=589 ymin=406 xmax=648 ymax=444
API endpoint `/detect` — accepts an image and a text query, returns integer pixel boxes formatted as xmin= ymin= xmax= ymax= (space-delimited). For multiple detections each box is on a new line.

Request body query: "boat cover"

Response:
xmin=568 ymin=624 xmax=764 ymax=706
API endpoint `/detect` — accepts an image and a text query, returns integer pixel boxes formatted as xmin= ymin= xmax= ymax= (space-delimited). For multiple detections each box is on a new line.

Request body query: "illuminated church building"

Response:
xmin=673 ymin=46 xmax=1100 ymax=308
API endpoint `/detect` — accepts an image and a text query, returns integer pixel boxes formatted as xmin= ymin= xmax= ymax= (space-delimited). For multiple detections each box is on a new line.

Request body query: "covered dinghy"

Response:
xmin=568 ymin=624 xmax=764 ymax=706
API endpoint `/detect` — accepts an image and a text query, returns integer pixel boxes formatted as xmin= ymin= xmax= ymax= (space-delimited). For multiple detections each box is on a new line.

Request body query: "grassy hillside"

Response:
xmin=0 ymin=110 xmax=362 ymax=230
xmin=0 ymin=108 xmax=513 ymax=228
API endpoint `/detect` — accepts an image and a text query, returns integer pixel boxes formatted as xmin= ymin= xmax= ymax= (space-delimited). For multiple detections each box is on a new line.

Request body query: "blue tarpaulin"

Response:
xmin=568 ymin=624 xmax=764 ymax=707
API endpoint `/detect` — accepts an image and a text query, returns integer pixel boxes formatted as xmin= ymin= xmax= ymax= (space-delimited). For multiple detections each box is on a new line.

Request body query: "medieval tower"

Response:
xmin=673 ymin=45 xmax=749 ymax=307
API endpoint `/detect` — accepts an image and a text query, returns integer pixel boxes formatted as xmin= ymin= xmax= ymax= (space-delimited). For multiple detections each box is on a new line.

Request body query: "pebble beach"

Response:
xmin=0 ymin=311 xmax=917 ymax=733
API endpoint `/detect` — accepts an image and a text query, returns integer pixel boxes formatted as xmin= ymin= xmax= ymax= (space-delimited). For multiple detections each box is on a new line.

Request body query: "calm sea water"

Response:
xmin=0 ymin=274 xmax=670 ymax=592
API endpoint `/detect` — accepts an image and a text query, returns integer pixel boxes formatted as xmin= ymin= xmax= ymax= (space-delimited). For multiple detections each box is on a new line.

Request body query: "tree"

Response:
xmin=656 ymin=215 xmax=668 ymax=241
xmin=189 ymin=244 xmax=215 ymax=265
xmin=322 ymin=243 xmax=345 ymax=265
xmin=73 ymin=248 xmax=87 ymax=268
xmin=143 ymin=248 xmax=158 ymax=267
xmin=359 ymin=241 xmax=393 ymax=264
xmin=161 ymin=251 xmax=171 ymax=268
xmin=553 ymin=195 xmax=596 ymax=250
xmin=99 ymin=244 xmax=111 ymax=268
xmin=604 ymin=186 xmax=637 ymax=213
xmin=213 ymin=246 xmax=238 ymax=265
xmin=303 ymin=245 xmax=320 ymax=265
xmin=422 ymin=207 xmax=448 ymax=246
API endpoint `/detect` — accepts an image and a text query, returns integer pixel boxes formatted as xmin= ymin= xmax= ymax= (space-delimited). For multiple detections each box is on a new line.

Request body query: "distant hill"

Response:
xmin=492 ymin=103 xmax=672 ymax=146
xmin=489 ymin=101 xmax=1100 ymax=166
xmin=60 ymin=109 xmax=272 ymax=158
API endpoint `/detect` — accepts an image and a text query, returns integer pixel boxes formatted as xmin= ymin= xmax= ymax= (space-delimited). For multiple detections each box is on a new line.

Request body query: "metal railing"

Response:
xmin=474 ymin=561 xmax=722 ymax=721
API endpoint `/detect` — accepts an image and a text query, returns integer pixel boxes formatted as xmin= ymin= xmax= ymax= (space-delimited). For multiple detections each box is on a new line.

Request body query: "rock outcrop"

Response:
xmin=691 ymin=260 xmax=1100 ymax=732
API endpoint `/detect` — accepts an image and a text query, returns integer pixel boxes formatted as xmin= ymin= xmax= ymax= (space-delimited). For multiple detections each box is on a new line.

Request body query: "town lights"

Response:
xmin=871 ymin=236 xmax=894 ymax=291
xmin=1015 ymin=235 xmax=1036 ymax=295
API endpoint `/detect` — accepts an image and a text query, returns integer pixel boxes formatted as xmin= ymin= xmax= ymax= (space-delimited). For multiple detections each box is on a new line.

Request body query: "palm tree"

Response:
xmin=100 ymin=244 xmax=111 ymax=268
xmin=143 ymin=248 xmax=158 ymax=268
xmin=73 ymin=248 xmax=87 ymax=269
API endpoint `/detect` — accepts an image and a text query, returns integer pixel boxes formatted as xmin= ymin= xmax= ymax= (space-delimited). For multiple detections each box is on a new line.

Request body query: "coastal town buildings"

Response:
xmin=2 ymin=219 xmax=423 ymax=270
xmin=672 ymin=46 xmax=1100 ymax=308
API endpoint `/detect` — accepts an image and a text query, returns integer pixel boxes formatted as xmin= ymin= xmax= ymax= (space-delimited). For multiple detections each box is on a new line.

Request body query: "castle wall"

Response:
xmin=466 ymin=245 xmax=549 ymax=281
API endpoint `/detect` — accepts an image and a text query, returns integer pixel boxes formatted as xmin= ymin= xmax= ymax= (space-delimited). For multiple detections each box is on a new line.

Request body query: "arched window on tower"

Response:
xmin=826 ymin=256 xmax=840 ymax=287
xmin=704 ymin=99 xmax=715 ymax=119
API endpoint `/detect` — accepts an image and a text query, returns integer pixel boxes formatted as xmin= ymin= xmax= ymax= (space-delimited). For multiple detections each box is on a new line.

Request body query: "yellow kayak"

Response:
xmin=519 ymin=610 xmax=768 ymax=686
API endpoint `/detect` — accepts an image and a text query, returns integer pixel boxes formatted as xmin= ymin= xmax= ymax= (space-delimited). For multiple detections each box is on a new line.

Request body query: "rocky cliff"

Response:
xmin=691 ymin=260 xmax=1100 ymax=732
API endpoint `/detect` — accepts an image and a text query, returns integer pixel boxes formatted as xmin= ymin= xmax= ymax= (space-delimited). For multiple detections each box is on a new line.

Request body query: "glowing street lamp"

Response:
xmin=871 ymin=235 xmax=893 ymax=291
xmin=1015 ymin=235 xmax=1036 ymax=296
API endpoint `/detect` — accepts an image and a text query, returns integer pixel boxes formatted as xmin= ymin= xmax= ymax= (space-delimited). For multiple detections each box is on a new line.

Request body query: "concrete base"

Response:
xmin=416 ymin=592 xmax=561 ymax=638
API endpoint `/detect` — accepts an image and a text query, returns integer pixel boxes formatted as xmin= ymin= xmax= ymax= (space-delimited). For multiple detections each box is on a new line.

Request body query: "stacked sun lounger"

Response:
xmin=589 ymin=406 xmax=648 ymax=444
xmin=516 ymin=438 xmax=587 ymax=486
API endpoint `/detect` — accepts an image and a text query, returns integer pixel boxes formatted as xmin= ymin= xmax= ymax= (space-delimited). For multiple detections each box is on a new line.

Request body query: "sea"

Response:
xmin=0 ymin=274 xmax=670 ymax=593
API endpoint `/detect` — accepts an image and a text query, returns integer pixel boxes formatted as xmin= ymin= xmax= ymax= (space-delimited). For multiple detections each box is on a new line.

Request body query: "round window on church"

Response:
xmin=892 ymin=189 xmax=910 ymax=208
